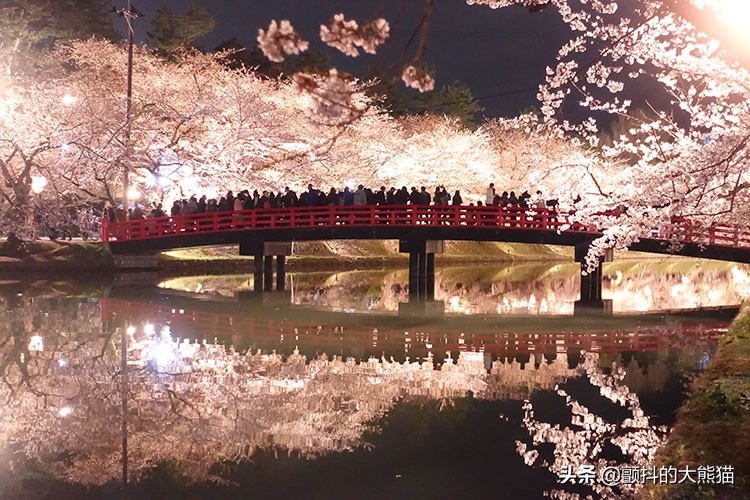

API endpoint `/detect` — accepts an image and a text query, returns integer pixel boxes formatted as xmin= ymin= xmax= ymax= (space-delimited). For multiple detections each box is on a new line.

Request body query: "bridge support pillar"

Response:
xmin=408 ymin=251 xmax=420 ymax=301
xmin=399 ymin=240 xmax=444 ymax=302
xmin=574 ymin=244 xmax=613 ymax=316
xmin=276 ymin=256 xmax=286 ymax=291
xmin=426 ymin=253 xmax=435 ymax=298
xmin=263 ymin=256 xmax=274 ymax=291
xmin=253 ymin=252 xmax=264 ymax=292
xmin=240 ymin=241 xmax=293 ymax=293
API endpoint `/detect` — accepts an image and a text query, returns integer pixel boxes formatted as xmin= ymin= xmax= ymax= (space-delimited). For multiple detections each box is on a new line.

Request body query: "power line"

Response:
xmin=473 ymin=87 xmax=538 ymax=102
xmin=406 ymin=86 xmax=538 ymax=111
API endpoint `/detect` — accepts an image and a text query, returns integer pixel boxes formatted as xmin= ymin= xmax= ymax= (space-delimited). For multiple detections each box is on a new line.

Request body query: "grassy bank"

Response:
xmin=645 ymin=304 xmax=750 ymax=499
xmin=0 ymin=239 xmax=572 ymax=273
xmin=0 ymin=240 xmax=112 ymax=272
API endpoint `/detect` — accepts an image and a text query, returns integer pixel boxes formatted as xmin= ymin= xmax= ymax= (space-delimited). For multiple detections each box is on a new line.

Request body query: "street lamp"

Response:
xmin=31 ymin=176 xmax=47 ymax=194
xmin=61 ymin=93 xmax=77 ymax=106
xmin=127 ymin=186 xmax=141 ymax=201
xmin=114 ymin=2 xmax=143 ymax=220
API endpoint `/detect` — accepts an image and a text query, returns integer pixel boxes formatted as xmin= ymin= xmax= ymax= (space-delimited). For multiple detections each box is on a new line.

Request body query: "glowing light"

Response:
xmin=126 ymin=325 xmax=136 ymax=335
xmin=31 ymin=176 xmax=47 ymax=194
xmin=28 ymin=335 xmax=44 ymax=352
xmin=58 ymin=406 xmax=73 ymax=417
xmin=144 ymin=323 xmax=155 ymax=335
xmin=713 ymin=0 xmax=750 ymax=32
xmin=151 ymin=341 xmax=176 ymax=368
xmin=61 ymin=93 xmax=77 ymax=106
xmin=127 ymin=187 xmax=141 ymax=200
xmin=141 ymin=325 xmax=176 ymax=369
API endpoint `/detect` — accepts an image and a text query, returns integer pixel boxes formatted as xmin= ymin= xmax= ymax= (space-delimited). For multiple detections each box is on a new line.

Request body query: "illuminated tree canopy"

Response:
xmin=255 ymin=0 xmax=750 ymax=260
xmin=0 ymin=37 xmax=598 ymax=238
xmin=0 ymin=0 xmax=748 ymax=260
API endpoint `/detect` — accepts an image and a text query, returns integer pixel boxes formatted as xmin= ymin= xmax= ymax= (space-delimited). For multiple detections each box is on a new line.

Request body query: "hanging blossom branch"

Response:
xmin=292 ymin=69 xmax=370 ymax=123
xmin=320 ymin=14 xmax=390 ymax=57
xmin=401 ymin=65 xmax=435 ymax=93
xmin=257 ymin=20 xmax=309 ymax=63
xmin=400 ymin=0 xmax=436 ymax=93
xmin=515 ymin=352 xmax=668 ymax=499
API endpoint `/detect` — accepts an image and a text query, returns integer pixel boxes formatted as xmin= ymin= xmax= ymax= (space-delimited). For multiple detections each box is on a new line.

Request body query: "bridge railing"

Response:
xmin=653 ymin=218 xmax=750 ymax=248
xmin=103 ymin=205 xmax=585 ymax=242
xmin=100 ymin=297 xmax=722 ymax=355
xmin=101 ymin=204 xmax=750 ymax=249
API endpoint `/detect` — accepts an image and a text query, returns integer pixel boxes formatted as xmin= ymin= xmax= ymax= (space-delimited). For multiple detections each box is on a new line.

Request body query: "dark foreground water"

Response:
xmin=0 ymin=260 xmax=746 ymax=500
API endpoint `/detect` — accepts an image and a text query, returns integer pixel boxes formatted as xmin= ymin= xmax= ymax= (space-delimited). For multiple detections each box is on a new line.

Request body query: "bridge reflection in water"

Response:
xmin=0 ymin=288 xmax=727 ymax=497
xmin=101 ymin=294 xmax=725 ymax=360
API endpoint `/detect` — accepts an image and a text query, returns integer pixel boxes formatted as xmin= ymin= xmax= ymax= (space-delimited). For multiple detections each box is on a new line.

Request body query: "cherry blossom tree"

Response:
xmin=259 ymin=1 xmax=750 ymax=261
xmin=0 ymin=70 xmax=85 ymax=238
xmin=464 ymin=1 xmax=750 ymax=258
xmin=0 ymin=39 xmax=397 ymax=232
xmin=2 ymin=36 xmax=601 ymax=237
xmin=481 ymin=113 xmax=620 ymax=204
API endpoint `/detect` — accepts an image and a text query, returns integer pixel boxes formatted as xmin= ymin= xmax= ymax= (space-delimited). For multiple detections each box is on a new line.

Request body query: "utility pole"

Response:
xmin=112 ymin=8 xmax=142 ymax=497
xmin=121 ymin=326 xmax=129 ymax=498
xmin=115 ymin=2 xmax=142 ymax=220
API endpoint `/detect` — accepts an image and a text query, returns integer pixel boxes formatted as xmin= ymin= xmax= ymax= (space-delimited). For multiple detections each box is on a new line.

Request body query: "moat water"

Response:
xmin=0 ymin=258 xmax=746 ymax=499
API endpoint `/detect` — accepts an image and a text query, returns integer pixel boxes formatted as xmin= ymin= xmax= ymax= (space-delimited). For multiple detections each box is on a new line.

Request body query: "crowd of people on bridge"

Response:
xmin=108 ymin=183 xmax=559 ymax=222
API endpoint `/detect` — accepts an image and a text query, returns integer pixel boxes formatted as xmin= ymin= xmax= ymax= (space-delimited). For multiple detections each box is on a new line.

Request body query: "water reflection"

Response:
xmin=157 ymin=260 xmax=750 ymax=315
xmin=102 ymin=293 xmax=725 ymax=361
xmin=0 ymin=288 xmax=724 ymax=499
xmin=518 ymin=353 xmax=668 ymax=499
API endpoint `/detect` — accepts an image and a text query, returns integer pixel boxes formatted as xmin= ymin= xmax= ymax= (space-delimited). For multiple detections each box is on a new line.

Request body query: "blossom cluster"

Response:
xmin=257 ymin=20 xmax=309 ymax=63
xmin=320 ymin=14 xmax=390 ymax=57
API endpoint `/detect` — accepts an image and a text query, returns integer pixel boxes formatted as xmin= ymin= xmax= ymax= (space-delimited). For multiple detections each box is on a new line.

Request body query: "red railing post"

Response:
xmin=101 ymin=216 xmax=109 ymax=242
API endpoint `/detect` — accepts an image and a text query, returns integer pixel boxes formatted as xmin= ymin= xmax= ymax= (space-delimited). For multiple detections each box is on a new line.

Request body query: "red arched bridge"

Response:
xmin=102 ymin=205 xmax=750 ymax=313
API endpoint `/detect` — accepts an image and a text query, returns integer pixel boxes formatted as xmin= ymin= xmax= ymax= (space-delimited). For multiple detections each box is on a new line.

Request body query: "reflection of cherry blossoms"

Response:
xmin=277 ymin=262 xmax=750 ymax=315
xmin=515 ymin=352 xmax=668 ymax=499
xmin=0 ymin=325 xmax=500 ymax=486
xmin=0 ymin=295 xmax=718 ymax=491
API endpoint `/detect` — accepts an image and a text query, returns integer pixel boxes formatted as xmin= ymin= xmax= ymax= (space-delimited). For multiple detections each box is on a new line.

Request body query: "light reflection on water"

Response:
xmin=0 ymin=267 xmax=735 ymax=499
xmin=157 ymin=260 xmax=750 ymax=315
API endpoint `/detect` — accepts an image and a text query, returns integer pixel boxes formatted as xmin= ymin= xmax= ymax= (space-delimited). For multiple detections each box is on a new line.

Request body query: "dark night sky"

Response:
xmin=117 ymin=0 xmax=572 ymax=119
